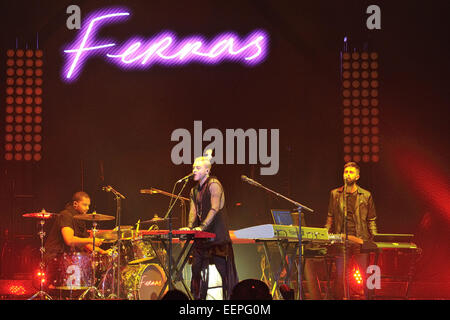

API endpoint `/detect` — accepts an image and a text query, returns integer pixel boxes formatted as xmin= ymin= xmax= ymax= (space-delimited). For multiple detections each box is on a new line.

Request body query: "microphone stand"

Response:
xmin=242 ymin=177 xmax=314 ymax=300
xmin=163 ymin=178 xmax=190 ymax=290
xmin=103 ymin=185 xmax=125 ymax=299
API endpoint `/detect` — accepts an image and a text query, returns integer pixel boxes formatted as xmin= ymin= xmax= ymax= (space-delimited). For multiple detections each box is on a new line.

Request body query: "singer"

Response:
xmin=325 ymin=162 xmax=378 ymax=299
xmin=180 ymin=150 xmax=238 ymax=300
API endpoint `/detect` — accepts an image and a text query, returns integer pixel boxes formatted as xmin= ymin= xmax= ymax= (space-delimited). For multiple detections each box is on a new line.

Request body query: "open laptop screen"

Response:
xmin=271 ymin=209 xmax=294 ymax=226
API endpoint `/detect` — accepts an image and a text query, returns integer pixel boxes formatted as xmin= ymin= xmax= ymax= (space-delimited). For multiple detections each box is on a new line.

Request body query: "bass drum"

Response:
xmin=100 ymin=263 xmax=167 ymax=300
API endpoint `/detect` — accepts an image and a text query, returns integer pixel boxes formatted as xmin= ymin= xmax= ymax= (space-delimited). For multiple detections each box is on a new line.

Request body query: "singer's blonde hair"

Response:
xmin=194 ymin=149 xmax=213 ymax=169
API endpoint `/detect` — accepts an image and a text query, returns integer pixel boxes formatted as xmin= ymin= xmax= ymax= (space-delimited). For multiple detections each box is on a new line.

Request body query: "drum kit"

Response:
xmin=22 ymin=210 xmax=172 ymax=300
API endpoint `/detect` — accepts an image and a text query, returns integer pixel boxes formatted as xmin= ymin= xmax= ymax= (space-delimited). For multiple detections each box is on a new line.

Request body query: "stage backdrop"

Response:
xmin=0 ymin=1 xmax=448 ymax=283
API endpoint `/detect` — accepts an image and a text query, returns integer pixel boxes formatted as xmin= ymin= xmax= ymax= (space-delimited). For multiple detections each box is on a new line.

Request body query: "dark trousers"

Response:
xmin=191 ymin=246 xmax=229 ymax=300
xmin=333 ymin=248 xmax=369 ymax=299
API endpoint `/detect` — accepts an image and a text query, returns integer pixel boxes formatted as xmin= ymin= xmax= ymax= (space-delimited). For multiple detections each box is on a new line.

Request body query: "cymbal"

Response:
xmin=22 ymin=210 xmax=56 ymax=219
xmin=95 ymin=229 xmax=135 ymax=241
xmin=140 ymin=214 xmax=177 ymax=224
xmin=74 ymin=213 xmax=115 ymax=221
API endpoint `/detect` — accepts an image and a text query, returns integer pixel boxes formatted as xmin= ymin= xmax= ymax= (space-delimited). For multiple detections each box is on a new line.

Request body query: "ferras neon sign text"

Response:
xmin=62 ymin=8 xmax=269 ymax=82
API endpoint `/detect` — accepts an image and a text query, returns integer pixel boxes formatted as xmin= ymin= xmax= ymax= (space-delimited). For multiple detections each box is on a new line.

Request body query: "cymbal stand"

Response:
xmin=79 ymin=220 xmax=104 ymax=300
xmin=28 ymin=217 xmax=52 ymax=300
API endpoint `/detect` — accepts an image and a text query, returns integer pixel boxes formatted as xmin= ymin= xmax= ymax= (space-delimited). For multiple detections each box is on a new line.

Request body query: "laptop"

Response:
xmin=271 ymin=209 xmax=294 ymax=226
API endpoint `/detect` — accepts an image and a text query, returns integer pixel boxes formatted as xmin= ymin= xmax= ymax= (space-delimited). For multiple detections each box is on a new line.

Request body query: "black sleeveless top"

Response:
xmin=190 ymin=176 xmax=231 ymax=245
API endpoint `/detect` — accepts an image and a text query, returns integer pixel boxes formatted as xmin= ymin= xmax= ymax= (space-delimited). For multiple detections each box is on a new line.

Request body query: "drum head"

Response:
xmin=138 ymin=264 xmax=167 ymax=300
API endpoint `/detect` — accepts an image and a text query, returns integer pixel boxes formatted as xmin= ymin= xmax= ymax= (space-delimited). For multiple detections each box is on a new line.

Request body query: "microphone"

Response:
xmin=102 ymin=185 xmax=112 ymax=192
xmin=241 ymin=175 xmax=261 ymax=187
xmin=177 ymin=173 xmax=194 ymax=183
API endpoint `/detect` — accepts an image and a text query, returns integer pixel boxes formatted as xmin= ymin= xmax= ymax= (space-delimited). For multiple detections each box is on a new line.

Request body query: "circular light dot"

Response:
xmin=35 ymin=69 xmax=43 ymax=77
xmin=352 ymin=71 xmax=360 ymax=79
xmin=15 ymin=96 xmax=24 ymax=104
xmin=362 ymin=127 xmax=370 ymax=135
xmin=5 ymin=144 xmax=13 ymax=152
xmin=25 ymin=78 xmax=33 ymax=86
xmin=15 ymin=115 xmax=24 ymax=123
xmin=6 ymin=49 xmax=15 ymax=57
xmin=16 ymin=59 xmax=24 ymax=67
xmin=34 ymin=125 xmax=42 ymax=133
xmin=353 ymin=155 xmax=361 ymax=163
xmin=5 ymin=124 xmax=13 ymax=132
xmin=16 ymin=68 xmax=24 ymax=76
xmin=344 ymin=136 xmax=351 ymax=144
xmin=362 ymin=117 xmax=370 ymax=125
xmin=343 ymin=99 xmax=351 ymax=107
xmin=344 ymin=145 xmax=351 ymax=153
xmin=16 ymin=78 xmax=24 ymax=86
xmin=34 ymin=116 xmax=42 ymax=123
xmin=362 ymin=146 xmax=370 ymax=154
xmin=15 ymin=144 xmax=23 ymax=152
xmin=370 ymin=52 xmax=378 ymax=60
xmin=371 ymin=155 xmax=380 ymax=162
xmin=371 ymin=118 xmax=379 ymax=125
xmin=6 ymin=115 xmax=14 ymax=123
xmin=370 ymin=61 xmax=378 ymax=69
xmin=24 ymin=134 xmax=32 ymax=142
xmin=14 ymin=153 xmax=23 ymax=161
xmin=343 ymin=71 xmax=351 ymax=79
xmin=343 ymin=80 xmax=351 ymax=88
xmin=371 ymin=71 xmax=378 ymax=79
xmin=352 ymin=61 xmax=360 ymax=69
xmin=34 ymin=135 xmax=42 ymax=142
xmin=6 ymin=96 xmax=14 ymax=104
xmin=370 ymin=99 xmax=379 ymax=107
xmin=352 ymin=80 xmax=360 ymax=88
xmin=352 ymin=108 xmax=360 ymax=116
xmin=362 ymin=136 xmax=370 ymax=144
xmin=361 ymin=80 xmax=369 ymax=88
xmin=35 ymin=88 xmax=43 ymax=96
xmin=351 ymin=52 xmax=360 ymax=60
xmin=33 ymin=154 xmax=42 ymax=161
xmin=344 ymin=155 xmax=352 ymax=162
xmin=6 ymin=87 xmax=14 ymax=95
xmin=25 ymin=49 xmax=34 ymax=58
xmin=351 ymin=99 xmax=360 ymax=107
xmin=6 ymin=78 xmax=14 ymax=85
xmin=25 ymin=115 xmax=33 ymax=123
xmin=344 ymin=127 xmax=351 ymax=135
xmin=353 ymin=136 xmax=361 ymax=144
xmin=5 ymin=153 xmax=13 ymax=161
xmin=352 ymin=89 xmax=360 ymax=97
xmin=342 ymin=61 xmax=350 ymax=69
xmin=352 ymin=118 xmax=361 ymax=126
xmin=25 ymin=68 xmax=33 ymax=77
xmin=361 ymin=52 xmax=369 ymax=60
xmin=371 ymin=136 xmax=379 ymax=144
xmin=5 ymin=134 xmax=13 ymax=142
xmin=353 ymin=145 xmax=361 ymax=153
xmin=371 ymin=108 xmax=379 ymax=116
xmin=370 ymin=80 xmax=379 ymax=88
xmin=24 ymin=153 xmax=32 ymax=161
xmin=361 ymin=89 xmax=369 ymax=97
xmin=35 ymin=78 xmax=43 ymax=86
xmin=24 ymin=125 xmax=32 ymax=133
xmin=35 ymin=97 xmax=43 ymax=105
xmin=352 ymin=127 xmax=360 ymax=135
xmin=15 ymin=106 xmax=24 ymax=114
xmin=15 ymin=125 xmax=23 ymax=132
xmin=371 ymin=127 xmax=379 ymax=135
xmin=24 ymin=143 xmax=32 ymax=152
xmin=362 ymin=108 xmax=370 ymax=116
xmin=35 ymin=59 xmax=43 ymax=67
xmin=33 ymin=144 xmax=42 ymax=152
xmin=361 ymin=70 xmax=369 ymax=78
xmin=343 ymin=117 xmax=351 ymax=126
xmin=35 ymin=50 xmax=43 ymax=58
xmin=342 ymin=53 xmax=350 ymax=60
xmin=362 ymin=154 xmax=370 ymax=163
xmin=16 ymin=87 xmax=24 ymax=95
xmin=6 ymin=68 xmax=15 ymax=76
xmin=25 ymin=59 xmax=33 ymax=67
xmin=372 ymin=145 xmax=380 ymax=153
xmin=343 ymin=108 xmax=351 ymax=116
xmin=15 ymin=134 xmax=23 ymax=142
xmin=25 ymin=97 xmax=33 ymax=105
xmin=25 ymin=87 xmax=33 ymax=95
xmin=343 ymin=89 xmax=351 ymax=98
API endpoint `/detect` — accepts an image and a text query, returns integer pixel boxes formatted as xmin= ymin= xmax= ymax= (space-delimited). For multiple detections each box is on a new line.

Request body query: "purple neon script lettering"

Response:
xmin=63 ymin=11 xmax=130 ymax=80
xmin=62 ymin=8 xmax=268 ymax=81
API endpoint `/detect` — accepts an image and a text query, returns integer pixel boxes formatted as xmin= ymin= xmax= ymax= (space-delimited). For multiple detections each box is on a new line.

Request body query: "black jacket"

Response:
xmin=325 ymin=185 xmax=377 ymax=241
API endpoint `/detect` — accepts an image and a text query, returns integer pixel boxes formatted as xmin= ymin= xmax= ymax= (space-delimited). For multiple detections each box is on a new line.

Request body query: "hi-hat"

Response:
xmin=74 ymin=212 xmax=115 ymax=221
xmin=140 ymin=214 xmax=177 ymax=224
xmin=23 ymin=209 xmax=56 ymax=219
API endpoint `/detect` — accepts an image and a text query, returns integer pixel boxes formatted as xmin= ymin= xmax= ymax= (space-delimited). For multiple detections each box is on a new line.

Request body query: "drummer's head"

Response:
xmin=72 ymin=191 xmax=90 ymax=214
xmin=192 ymin=149 xmax=213 ymax=182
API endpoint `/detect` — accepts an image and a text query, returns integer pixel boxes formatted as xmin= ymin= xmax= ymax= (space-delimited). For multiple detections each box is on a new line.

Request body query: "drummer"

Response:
xmin=44 ymin=191 xmax=108 ymax=264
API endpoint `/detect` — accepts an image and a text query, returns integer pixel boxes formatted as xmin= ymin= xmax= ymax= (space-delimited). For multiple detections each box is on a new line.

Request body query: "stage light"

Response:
xmin=341 ymin=50 xmax=380 ymax=163
xmin=352 ymin=266 xmax=363 ymax=285
xmin=3 ymin=48 xmax=44 ymax=161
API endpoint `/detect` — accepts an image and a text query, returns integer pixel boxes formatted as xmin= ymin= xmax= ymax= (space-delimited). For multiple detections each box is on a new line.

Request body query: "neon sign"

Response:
xmin=62 ymin=7 xmax=269 ymax=82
